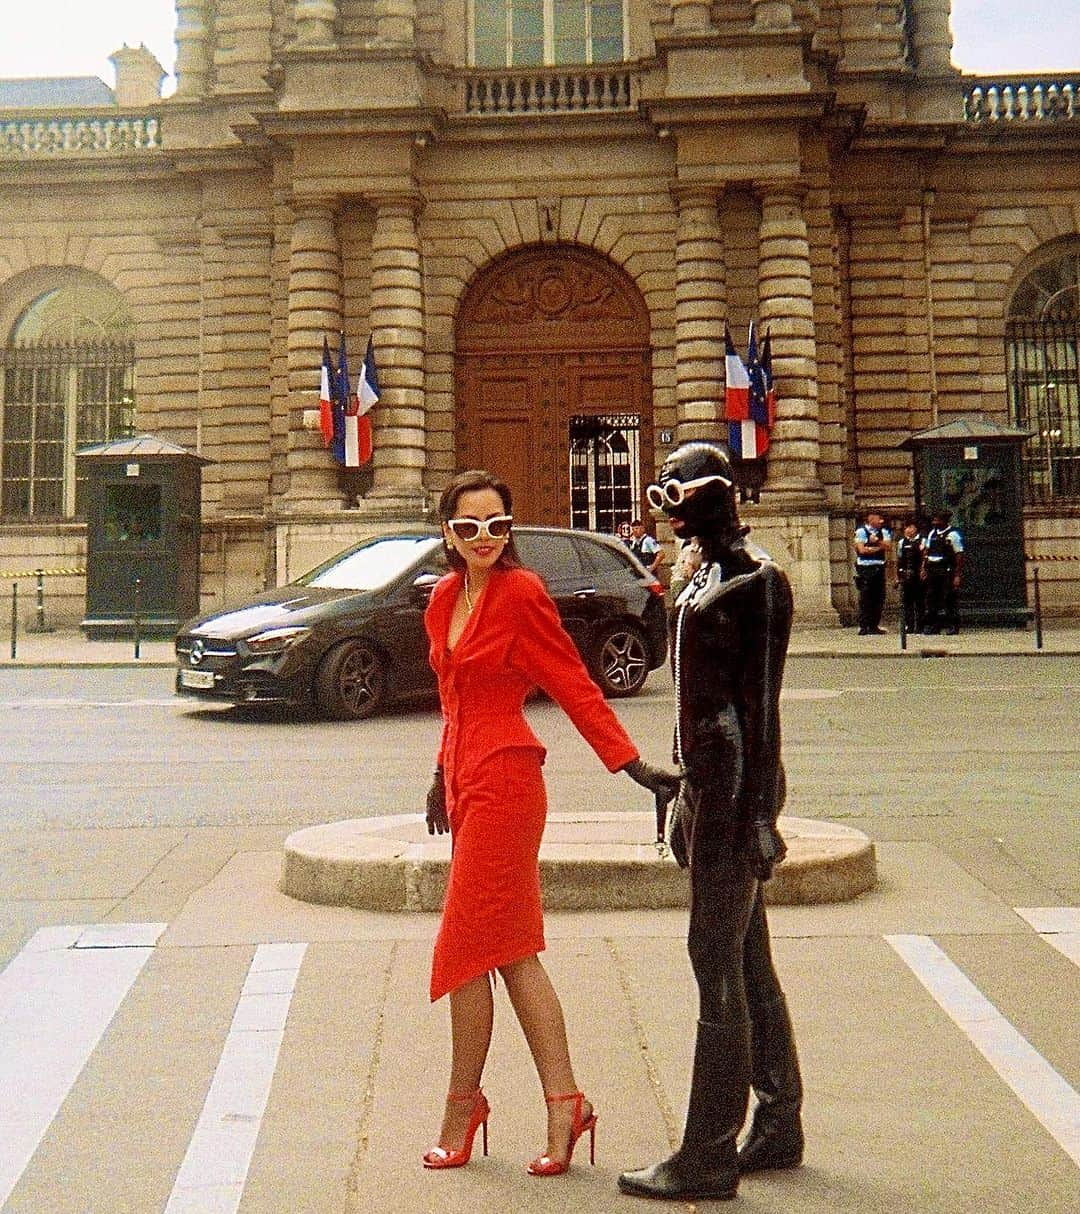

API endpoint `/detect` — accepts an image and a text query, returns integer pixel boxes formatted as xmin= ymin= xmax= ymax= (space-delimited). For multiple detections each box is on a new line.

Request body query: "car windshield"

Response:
xmin=298 ymin=535 xmax=441 ymax=591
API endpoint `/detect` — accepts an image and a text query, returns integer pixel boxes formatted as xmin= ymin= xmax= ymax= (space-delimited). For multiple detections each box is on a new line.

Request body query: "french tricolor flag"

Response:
xmin=728 ymin=418 xmax=768 ymax=458
xmin=723 ymin=325 xmax=750 ymax=421
xmin=319 ymin=337 xmax=334 ymax=447
xmin=345 ymin=336 xmax=379 ymax=467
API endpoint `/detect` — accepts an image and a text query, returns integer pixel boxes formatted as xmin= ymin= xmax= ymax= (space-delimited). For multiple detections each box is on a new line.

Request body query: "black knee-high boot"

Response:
xmin=738 ymin=994 xmax=804 ymax=1172
xmin=618 ymin=1019 xmax=749 ymax=1201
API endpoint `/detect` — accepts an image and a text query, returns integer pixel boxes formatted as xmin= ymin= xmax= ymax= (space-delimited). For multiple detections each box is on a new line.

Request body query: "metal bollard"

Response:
xmin=1032 ymin=566 xmax=1043 ymax=651
xmin=133 ymin=577 xmax=142 ymax=660
xmin=9 ymin=582 xmax=16 ymax=660
xmin=27 ymin=568 xmax=54 ymax=633
xmin=899 ymin=605 xmax=907 ymax=651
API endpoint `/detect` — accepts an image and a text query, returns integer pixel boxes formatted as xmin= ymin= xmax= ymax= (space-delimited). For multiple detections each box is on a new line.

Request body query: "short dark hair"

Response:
xmin=630 ymin=518 xmax=644 ymax=527
xmin=437 ymin=469 xmax=523 ymax=574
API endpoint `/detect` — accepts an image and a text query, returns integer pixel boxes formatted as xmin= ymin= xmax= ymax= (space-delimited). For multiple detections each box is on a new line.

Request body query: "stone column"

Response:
xmin=756 ymin=181 xmax=822 ymax=498
xmin=670 ymin=0 xmax=712 ymax=33
xmin=672 ymin=185 xmax=725 ymax=444
xmin=213 ymin=0 xmax=274 ymax=94
xmin=174 ymin=1 xmax=212 ymax=98
xmin=367 ymin=193 xmax=425 ymax=500
xmin=751 ymin=0 xmax=795 ymax=30
xmin=285 ymin=197 xmax=341 ymax=507
xmin=910 ymin=0 xmax=954 ymax=75
xmin=375 ymin=0 xmax=416 ymax=45
xmin=293 ymin=0 xmax=338 ymax=48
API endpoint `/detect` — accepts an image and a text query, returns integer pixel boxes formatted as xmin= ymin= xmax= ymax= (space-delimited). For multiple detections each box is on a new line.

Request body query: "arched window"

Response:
xmin=471 ymin=0 xmax=626 ymax=67
xmin=1 ymin=278 xmax=135 ymax=519
xmin=1005 ymin=247 xmax=1080 ymax=504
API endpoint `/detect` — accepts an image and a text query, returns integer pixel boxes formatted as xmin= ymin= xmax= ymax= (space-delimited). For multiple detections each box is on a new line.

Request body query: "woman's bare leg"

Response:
xmin=499 ymin=955 xmax=592 ymax=1160
xmin=436 ymin=973 xmax=494 ymax=1150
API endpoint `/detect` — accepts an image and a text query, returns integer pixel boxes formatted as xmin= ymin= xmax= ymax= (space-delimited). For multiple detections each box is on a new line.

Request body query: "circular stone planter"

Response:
xmin=281 ymin=813 xmax=876 ymax=912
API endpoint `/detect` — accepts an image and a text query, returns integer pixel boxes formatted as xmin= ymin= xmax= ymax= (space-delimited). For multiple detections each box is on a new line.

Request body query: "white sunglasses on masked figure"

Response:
xmin=645 ymin=475 xmax=732 ymax=512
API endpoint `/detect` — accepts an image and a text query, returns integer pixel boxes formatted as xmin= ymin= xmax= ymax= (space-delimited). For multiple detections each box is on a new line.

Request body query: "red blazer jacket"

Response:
xmin=425 ymin=566 xmax=639 ymax=789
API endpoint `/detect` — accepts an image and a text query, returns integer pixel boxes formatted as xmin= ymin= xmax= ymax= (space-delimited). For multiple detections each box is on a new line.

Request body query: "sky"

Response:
xmin=0 ymin=1 xmax=1077 ymax=92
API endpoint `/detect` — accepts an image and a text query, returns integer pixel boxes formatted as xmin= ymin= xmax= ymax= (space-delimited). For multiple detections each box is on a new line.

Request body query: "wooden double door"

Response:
xmin=456 ymin=349 xmax=652 ymax=529
xmin=455 ymin=245 xmax=654 ymax=529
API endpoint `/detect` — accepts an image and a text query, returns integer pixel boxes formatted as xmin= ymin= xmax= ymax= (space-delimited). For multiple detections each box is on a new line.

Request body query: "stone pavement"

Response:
xmin=2 ymin=621 xmax=1079 ymax=667
xmin=4 ymin=846 xmax=1076 ymax=1213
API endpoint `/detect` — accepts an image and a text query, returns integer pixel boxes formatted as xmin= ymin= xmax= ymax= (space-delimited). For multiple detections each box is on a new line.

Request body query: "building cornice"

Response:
xmin=642 ymin=90 xmax=833 ymax=127
xmin=249 ymin=107 xmax=444 ymax=142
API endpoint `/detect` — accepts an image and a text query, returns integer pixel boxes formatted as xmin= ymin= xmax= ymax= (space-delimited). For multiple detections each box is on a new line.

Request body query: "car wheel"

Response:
xmin=590 ymin=621 xmax=649 ymax=698
xmin=314 ymin=640 xmax=387 ymax=720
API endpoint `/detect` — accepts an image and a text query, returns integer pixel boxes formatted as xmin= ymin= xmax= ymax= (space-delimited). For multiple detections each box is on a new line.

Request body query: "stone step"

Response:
xmin=281 ymin=813 xmax=876 ymax=912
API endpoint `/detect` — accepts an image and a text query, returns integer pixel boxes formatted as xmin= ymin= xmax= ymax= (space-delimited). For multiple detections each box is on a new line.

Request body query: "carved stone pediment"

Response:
xmin=458 ymin=244 xmax=649 ymax=351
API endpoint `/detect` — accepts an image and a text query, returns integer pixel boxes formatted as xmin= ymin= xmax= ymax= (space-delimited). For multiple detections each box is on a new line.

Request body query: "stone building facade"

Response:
xmin=0 ymin=1 xmax=1077 ymax=626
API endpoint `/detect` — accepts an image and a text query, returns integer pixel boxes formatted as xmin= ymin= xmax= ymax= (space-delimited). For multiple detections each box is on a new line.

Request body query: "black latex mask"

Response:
xmin=654 ymin=442 xmax=742 ymax=549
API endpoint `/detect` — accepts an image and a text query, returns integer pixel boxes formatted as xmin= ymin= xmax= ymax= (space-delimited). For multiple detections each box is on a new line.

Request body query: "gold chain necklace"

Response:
xmin=464 ymin=575 xmax=474 ymax=613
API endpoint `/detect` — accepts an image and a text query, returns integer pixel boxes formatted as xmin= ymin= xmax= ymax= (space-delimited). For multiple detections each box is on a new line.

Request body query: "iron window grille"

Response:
xmin=1006 ymin=319 xmax=1079 ymax=505
xmin=0 ymin=341 xmax=135 ymax=520
xmin=569 ymin=412 xmax=640 ymax=533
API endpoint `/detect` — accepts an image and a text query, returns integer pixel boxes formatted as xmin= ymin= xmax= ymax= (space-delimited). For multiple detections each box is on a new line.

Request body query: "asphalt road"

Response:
xmin=0 ymin=658 xmax=1075 ymax=898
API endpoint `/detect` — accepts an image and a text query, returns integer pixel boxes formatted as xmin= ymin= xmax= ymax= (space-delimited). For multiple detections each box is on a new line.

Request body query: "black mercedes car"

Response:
xmin=175 ymin=526 xmax=668 ymax=719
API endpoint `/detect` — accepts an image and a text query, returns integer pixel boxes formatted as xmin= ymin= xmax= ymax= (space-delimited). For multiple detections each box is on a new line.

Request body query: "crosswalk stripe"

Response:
xmin=886 ymin=933 xmax=1080 ymax=1167
xmin=1015 ymin=907 xmax=1080 ymax=967
xmin=0 ymin=922 xmax=165 ymax=1207
xmin=164 ymin=942 xmax=307 ymax=1214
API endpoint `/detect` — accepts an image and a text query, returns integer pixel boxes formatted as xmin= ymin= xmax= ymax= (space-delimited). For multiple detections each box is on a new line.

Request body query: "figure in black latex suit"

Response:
xmin=618 ymin=441 xmax=803 ymax=1202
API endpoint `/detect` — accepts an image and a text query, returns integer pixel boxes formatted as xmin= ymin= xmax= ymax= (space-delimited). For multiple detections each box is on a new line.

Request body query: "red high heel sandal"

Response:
xmin=423 ymin=1089 xmax=490 ymax=1169
xmin=526 ymin=1091 xmax=597 ymax=1176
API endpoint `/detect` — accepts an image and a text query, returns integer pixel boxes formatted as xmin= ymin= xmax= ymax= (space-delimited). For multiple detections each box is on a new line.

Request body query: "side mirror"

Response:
xmin=411 ymin=572 xmax=440 ymax=604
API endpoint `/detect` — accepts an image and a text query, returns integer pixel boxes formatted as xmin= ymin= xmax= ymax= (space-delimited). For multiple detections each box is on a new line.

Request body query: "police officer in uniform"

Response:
xmin=895 ymin=518 xmax=925 ymax=635
xmin=853 ymin=511 xmax=892 ymax=635
xmin=618 ymin=442 xmax=803 ymax=1203
xmin=923 ymin=510 xmax=964 ymax=634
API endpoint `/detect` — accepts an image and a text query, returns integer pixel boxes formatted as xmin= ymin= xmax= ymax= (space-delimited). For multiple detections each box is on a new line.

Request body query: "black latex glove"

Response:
xmin=744 ymin=820 xmax=787 ymax=881
xmin=622 ymin=758 xmax=681 ymax=799
xmin=426 ymin=767 xmax=449 ymax=836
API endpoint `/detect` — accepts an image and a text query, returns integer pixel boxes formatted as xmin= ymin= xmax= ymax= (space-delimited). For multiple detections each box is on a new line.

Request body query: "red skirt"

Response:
xmin=430 ymin=747 xmax=547 ymax=1002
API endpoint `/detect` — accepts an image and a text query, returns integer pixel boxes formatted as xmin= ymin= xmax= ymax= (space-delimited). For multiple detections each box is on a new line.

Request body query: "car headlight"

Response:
xmin=243 ymin=626 xmax=311 ymax=654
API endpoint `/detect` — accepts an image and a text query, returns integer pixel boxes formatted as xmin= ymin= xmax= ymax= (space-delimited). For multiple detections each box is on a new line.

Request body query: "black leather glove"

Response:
xmin=426 ymin=767 xmax=449 ymax=836
xmin=744 ymin=820 xmax=787 ymax=881
xmin=622 ymin=758 xmax=681 ymax=799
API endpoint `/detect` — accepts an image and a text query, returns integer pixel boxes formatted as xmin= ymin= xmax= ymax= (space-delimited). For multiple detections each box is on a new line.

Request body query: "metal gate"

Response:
xmin=1006 ymin=319 xmax=1079 ymax=504
xmin=568 ymin=412 xmax=640 ymax=533
xmin=0 ymin=341 xmax=134 ymax=518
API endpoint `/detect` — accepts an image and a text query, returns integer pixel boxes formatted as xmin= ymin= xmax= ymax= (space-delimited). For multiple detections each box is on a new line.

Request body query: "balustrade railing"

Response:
xmin=0 ymin=112 xmax=161 ymax=157
xmin=462 ymin=67 xmax=634 ymax=116
xmin=965 ymin=77 xmax=1077 ymax=124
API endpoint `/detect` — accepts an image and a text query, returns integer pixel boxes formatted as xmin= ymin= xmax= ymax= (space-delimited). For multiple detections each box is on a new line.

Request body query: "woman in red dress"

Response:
xmin=421 ymin=469 xmax=677 ymax=1176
